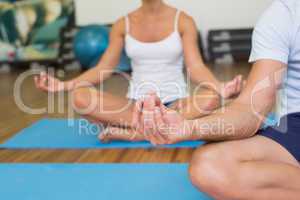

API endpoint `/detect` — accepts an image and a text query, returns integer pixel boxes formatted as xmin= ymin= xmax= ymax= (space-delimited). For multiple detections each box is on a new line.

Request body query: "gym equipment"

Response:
xmin=0 ymin=164 xmax=212 ymax=200
xmin=30 ymin=18 xmax=68 ymax=44
xmin=72 ymin=25 xmax=132 ymax=71
xmin=117 ymin=49 xmax=132 ymax=72
xmin=0 ymin=119 xmax=204 ymax=149
xmin=208 ymin=28 xmax=253 ymax=63
xmin=59 ymin=26 xmax=78 ymax=67
xmin=0 ymin=0 xmax=74 ymax=66
xmin=73 ymin=25 xmax=110 ymax=68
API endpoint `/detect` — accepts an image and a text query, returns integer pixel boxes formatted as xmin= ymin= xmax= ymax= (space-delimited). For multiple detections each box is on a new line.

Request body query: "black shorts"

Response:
xmin=163 ymin=100 xmax=177 ymax=108
xmin=260 ymin=113 xmax=300 ymax=162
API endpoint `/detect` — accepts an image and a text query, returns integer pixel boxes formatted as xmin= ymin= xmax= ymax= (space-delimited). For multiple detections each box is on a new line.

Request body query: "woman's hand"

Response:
xmin=34 ymin=72 xmax=72 ymax=92
xmin=222 ymin=75 xmax=244 ymax=99
xmin=133 ymin=93 xmax=194 ymax=146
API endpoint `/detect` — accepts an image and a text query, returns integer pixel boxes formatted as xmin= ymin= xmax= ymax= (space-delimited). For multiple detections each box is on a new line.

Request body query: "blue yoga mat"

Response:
xmin=0 ymin=118 xmax=204 ymax=149
xmin=0 ymin=163 xmax=213 ymax=200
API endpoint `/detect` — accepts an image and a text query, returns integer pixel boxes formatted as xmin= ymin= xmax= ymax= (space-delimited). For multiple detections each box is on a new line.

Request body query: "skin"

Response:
xmin=136 ymin=60 xmax=300 ymax=199
xmin=34 ymin=0 xmax=243 ymax=141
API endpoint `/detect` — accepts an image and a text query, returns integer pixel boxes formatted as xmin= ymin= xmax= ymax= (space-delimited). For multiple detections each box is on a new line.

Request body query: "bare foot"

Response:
xmin=222 ymin=75 xmax=243 ymax=99
xmin=99 ymin=126 xmax=145 ymax=143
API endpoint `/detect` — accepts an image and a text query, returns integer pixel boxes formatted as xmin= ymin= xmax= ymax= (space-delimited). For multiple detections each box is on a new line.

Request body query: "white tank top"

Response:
xmin=124 ymin=10 xmax=188 ymax=103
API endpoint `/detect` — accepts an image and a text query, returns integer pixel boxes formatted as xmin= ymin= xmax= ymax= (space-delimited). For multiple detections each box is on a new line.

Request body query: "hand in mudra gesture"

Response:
xmin=133 ymin=93 xmax=193 ymax=146
xmin=34 ymin=72 xmax=68 ymax=93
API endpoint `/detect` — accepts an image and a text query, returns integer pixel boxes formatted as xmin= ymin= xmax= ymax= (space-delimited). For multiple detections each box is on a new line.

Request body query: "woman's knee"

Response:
xmin=71 ymin=87 xmax=96 ymax=111
xmin=189 ymin=144 xmax=242 ymax=199
xmin=177 ymin=95 xmax=219 ymax=120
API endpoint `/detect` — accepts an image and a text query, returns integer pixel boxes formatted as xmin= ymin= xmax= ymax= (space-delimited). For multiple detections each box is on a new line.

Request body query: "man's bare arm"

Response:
xmin=188 ymin=60 xmax=286 ymax=141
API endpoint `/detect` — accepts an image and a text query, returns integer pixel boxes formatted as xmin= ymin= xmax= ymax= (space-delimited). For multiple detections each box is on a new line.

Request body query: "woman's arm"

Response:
xmin=67 ymin=19 xmax=125 ymax=87
xmin=35 ymin=18 xmax=126 ymax=92
xmin=180 ymin=13 xmax=220 ymax=90
xmin=179 ymin=13 xmax=243 ymax=100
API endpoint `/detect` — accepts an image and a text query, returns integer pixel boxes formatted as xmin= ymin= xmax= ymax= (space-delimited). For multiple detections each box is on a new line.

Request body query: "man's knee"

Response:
xmin=189 ymin=144 xmax=242 ymax=199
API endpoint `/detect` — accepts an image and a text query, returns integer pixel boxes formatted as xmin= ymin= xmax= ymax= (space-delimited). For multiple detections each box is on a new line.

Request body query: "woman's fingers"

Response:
xmin=233 ymin=77 xmax=238 ymax=94
xmin=35 ymin=74 xmax=47 ymax=91
xmin=132 ymin=100 xmax=143 ymax=130
xmin=160 ymin=102 xmax=168 ymax=115
xmin=152 ymin=93 xmax=162 ymax=107
xmin=142 ymin=95 xmax=156 ymax=130
xmin=147 ymin=133 xmax=158 ymax=146
xmin=233 ymin=75 xmax=240 ymax=93
xmin=132 ymin=101 xmax=139 ymax=127
xmin=38 ymin=72 xmax=48 ymax=88
xmin=147 ymin=108 xmax=168 ymax=145
xmin=34 ymin=76 xmax=40 ymax=89
xmin=235 ymin=75 xmax=243 ymax=90
xmin=35 ymin=72 xmax=62 ymax=92
xmin=142 ymin=95 xmax=166 ymax=145
xmin=142 ymin=104 xmax=156 ymax=141
xmin=223 ymin=75 xmax=239 ymax=98
xmin=237 ymin=75 xmax=243 ymax=93
xmin=143 ymin=94 xmax=156 ymax=111
xmin=137 ymin=94 xmax=173 ymax=145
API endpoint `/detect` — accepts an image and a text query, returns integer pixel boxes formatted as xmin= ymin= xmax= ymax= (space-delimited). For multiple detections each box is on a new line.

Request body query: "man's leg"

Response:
xmin=189 ymin=135 xmax=300 ymax=200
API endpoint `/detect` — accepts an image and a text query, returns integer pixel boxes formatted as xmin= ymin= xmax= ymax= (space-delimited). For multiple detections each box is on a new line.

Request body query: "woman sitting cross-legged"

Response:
xmin=34 ymin=0 xmax=243 ymax=142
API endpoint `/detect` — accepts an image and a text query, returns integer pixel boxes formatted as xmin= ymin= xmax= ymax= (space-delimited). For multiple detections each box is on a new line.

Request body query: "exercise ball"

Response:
xmin=73 ymin=25 xmax=109 ymax=68
xmin=117 ymin=49 xmax=132 ymax=72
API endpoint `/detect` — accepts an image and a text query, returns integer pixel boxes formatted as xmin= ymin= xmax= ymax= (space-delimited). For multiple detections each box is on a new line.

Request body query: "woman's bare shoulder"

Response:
xmin=179 ymin=11 xmax=195 ymax=25
xmin=111 ymin=17 xmax=127 ymax=36
xmin=178 ymin=11 xmax=198 ymax=33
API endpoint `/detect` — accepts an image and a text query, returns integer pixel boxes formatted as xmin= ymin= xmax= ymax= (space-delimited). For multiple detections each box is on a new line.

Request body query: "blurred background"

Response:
xmin=0 ymin=0 xmax=272 ymax=72
xmin=0 ymin=0 xmax=274 ymax=162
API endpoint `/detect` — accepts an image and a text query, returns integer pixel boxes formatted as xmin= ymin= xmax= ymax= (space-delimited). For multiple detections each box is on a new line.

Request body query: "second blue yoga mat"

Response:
xmin=0 ymin=118 xmax=204 ymax=149
xmin=0 ymin=163 xmax=212 ymax=200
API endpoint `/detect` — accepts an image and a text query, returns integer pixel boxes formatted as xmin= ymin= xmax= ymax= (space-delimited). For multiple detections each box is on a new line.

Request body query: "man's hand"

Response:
xmin=133 ymin=93 xmax=194 ymax=146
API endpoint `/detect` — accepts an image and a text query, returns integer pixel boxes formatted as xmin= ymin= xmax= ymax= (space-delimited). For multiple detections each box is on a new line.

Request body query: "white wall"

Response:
xmin=75 ymin=0 xmax=273 ymax=50
xmin=75 ymin=0 xmax=272 ymax=31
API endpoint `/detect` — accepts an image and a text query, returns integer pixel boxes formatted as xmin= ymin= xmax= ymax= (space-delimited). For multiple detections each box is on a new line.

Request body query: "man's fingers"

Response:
xmin=154 ymin=107 xmax=169 ymax=142
xmin=148 ymin=134 xmax=159 ymax=146
xmin=147 ymin=131 xmax=166 ymax=146
xmin=154 ymin=107 xmax=165 ymax=130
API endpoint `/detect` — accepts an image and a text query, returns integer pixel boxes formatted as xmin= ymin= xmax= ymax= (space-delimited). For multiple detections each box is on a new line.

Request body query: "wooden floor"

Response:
xmin=0 ymin=63 xmax=251 ymax=163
